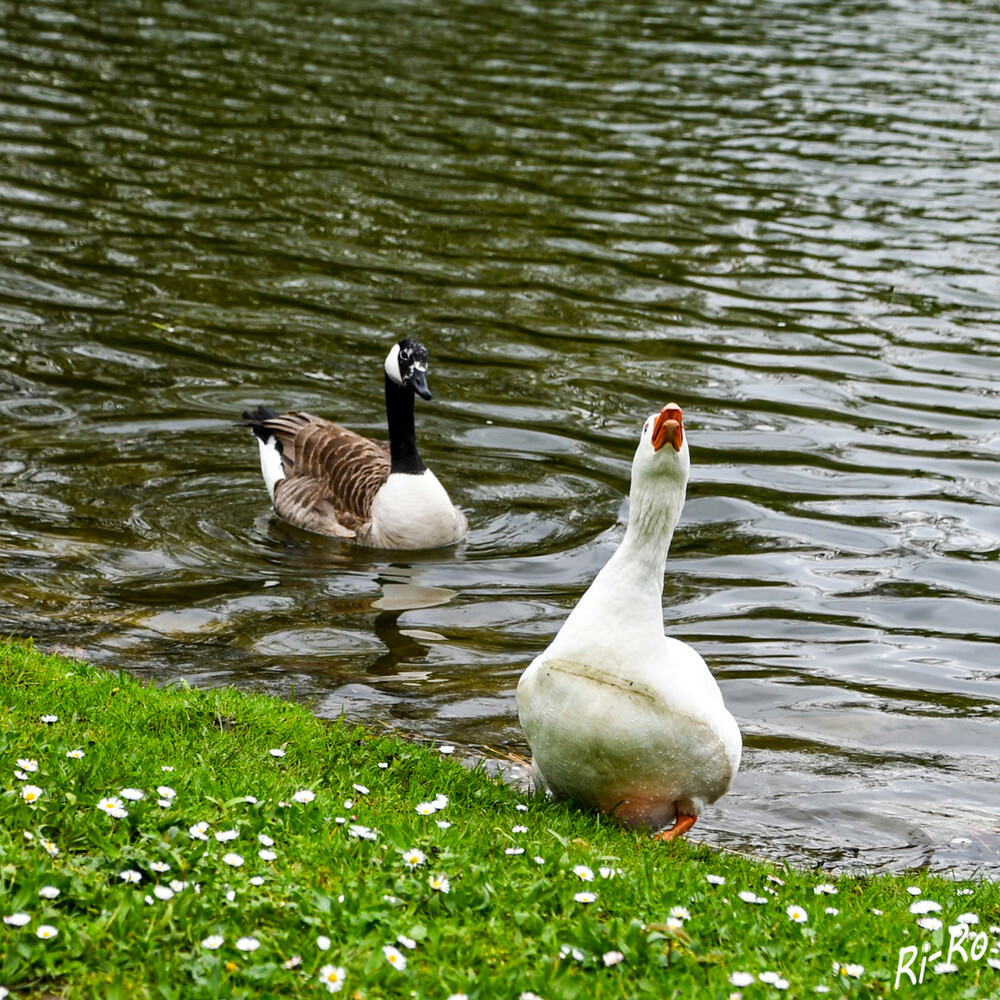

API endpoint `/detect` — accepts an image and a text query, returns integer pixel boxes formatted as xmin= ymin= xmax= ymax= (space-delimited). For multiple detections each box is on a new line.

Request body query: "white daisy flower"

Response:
xmin=669 ymin=906 xmax=691 ymax=921
xmin=397 ymin=934 xmax=417 ymax=950
xmin=41 ymin=840 xmax=58 ymax=857
xmin=282 ymin=955 xmax=302 ymax=970
xmin=958 ymin=913 xmax=979 ymax=924
xmin=429 ymin=874 xmax=450 ymax=893
xmin=292 ymin=789 xmax=315 ymax=804
xmin=40 ymin=715 xmax=58 ymax=723
xmin=222 ymin=853 xmax=244 ymax=867
xmin=436 ymin=820 xmax=452 ymax=830
xmin=66 ymin=749 xmax=85 ymax=758
xmin=36 ymin=924 xmax=58 ymax=939
xmin=415 ymin=802 xmax=438 ymax=815
xmin=201 ymin=935 xmax=224 ymax=949
xmin=215 ymin=829 xmax=238 ymax=843
xmin=258 ymin=833 xmax=274 ymax=846
xmin=786 ymin=904 xmax=808 ymax=923
xmin=157 ymin=799 xmax=172 ymax=809
xmin=738 ymin=891 xmax=767 ymax=905
xmin=156 ymin=786 xmax=176 ymax=799
xmin=160 ymin=765 xmax=175 ymax=771
xmin=39 ymin=886 xmax=59 ymax=899
xmin=909 ymin=900 xmax=942 ymax=915
xmin=352 ymin=784 xmax=369 ymax=795
xmin=119 ymin=870 xmax=142 ymax=883
xmin=438 ymin=745 xmax=455 ymax=755
xmin=120 ymin=788 xmax=144 ymax=801
xmin=16 ymin=759 xmax=38 ymax=772
xmin=21 ymin=785 xmax=43 ymax=803
xmin=259 ymin=849 xmax=277 ymax=861
xmin=573 ymin=865 xmax=594 ymax=882
xmin=249 ymin=876 xmax=265 ymax=886
xmin=814 ymin=883 xmax=837 ymax=895
xmin=666 ymin=917 xmax=683 ymax=931
xmin=505 ymin=847 xmax=525 ymax=855
xmin=841 ymin=963 xmax=864 ymax=978
xmin=559 ymin=944 xmax=585 ymax=961
xmin=319 ymin=964 xmax=346 ymax=993
xmin=759 ymin=972 xmax=780 ymax=984
xmin=603 ymin=950 xmax=624 ymax=967
xmin=235 ymin=936 xmax=260 ymax=952
xmin=402 ymin=848 xmax=426 ymax=868
xmin=382 ymin=944 xmax=406 ymax=970
xmin=516 ymin=803 xmax=528 ymax=812
xmin=348 ymin=825 xmax=377 ymax=841
xmin=573 ymin=891 xmax=597 ymax=904
xmin=706 ymin=874 xmax=726 ymax=885
xmin=825 ymin=907 xmax=839 ymax=915
xmin=917 ymin=917 xmax=943 ymax=930
xmin=153 ymin=886 xmax=174 ymax=901
xmin=3 ymin=913 xmax=30 ymax=926
xmin=268 ymin=748 xmax=286 ymax=757
xmin=729 ymin=972 xmax=754 ymax=986
xmin=512 ymin=825 xmax=528 ymax=834
xmin=150 ymin=861 xmax=170 ymax=873
xmin=317 ymin=935 xmax=331 ymax=950
xmin=432 ymin=794 xmax=449 ymax=809
xmin=906 ymin=886 xmax=921 ymax=895
xmin=189 ymin=821 xmax=209 ymax=840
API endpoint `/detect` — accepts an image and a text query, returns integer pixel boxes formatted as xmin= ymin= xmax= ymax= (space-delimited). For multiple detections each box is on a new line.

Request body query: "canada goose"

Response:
xmin=516 ymin=404 xmax=741 ymax=840
xmin=240 ymin=339 xmax=467 ymax=550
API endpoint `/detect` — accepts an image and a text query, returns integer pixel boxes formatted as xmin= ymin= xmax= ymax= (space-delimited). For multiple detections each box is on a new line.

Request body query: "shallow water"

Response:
xmin=1 ymin=0 xmax=999 ymax=874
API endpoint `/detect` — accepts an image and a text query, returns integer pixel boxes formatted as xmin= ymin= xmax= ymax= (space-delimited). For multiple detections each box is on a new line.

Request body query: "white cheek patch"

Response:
xmin=384 ymin=343 xmax=404 ymax=385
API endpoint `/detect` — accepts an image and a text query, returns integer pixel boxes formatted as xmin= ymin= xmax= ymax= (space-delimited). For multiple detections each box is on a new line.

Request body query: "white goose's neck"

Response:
xmin=551 ymin=473 xmax=686 ymax=660
xmin=609 ymin=476 xmax=685 ymax=586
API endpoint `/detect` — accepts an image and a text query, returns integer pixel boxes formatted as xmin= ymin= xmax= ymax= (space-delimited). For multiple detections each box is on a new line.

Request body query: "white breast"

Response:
xmin=365 ymin=470 xmax=467 ymax=550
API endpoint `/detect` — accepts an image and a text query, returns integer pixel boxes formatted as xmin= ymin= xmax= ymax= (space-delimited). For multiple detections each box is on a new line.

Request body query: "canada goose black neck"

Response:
xmin=385 ymin=374 xmax=427 ymax=475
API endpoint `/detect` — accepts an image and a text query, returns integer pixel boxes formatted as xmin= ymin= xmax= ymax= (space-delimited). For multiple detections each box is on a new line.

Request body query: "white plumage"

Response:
xmin=517 ymin=404 xmax=741 ymax=839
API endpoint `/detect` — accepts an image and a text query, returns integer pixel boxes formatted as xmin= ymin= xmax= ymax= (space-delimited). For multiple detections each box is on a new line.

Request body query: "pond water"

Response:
xmin=1 ymin=0 xmax=999 ymax=874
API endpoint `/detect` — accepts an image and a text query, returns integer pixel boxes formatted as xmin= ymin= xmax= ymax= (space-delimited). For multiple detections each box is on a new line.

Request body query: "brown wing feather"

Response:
xmin=255 ymin=411 xmax=390 ymax=535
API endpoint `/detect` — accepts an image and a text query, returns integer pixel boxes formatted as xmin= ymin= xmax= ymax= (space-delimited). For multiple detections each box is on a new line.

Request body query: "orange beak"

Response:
xmin=651 ymin=403 xmax=684 ymax=453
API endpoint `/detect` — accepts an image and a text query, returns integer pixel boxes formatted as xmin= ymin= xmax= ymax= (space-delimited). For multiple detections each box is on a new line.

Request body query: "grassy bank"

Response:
xmin=1 ymin=639 xmax=997 ymax=999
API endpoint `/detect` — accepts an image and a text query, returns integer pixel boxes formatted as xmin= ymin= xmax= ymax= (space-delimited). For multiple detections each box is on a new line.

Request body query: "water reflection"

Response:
xmin=0 ymin=0 xmax=998 ymax=873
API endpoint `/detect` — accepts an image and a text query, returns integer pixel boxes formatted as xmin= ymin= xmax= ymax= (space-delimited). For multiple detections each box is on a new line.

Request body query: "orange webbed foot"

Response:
xmin=652 ymin=812 xmax=697 ymax=842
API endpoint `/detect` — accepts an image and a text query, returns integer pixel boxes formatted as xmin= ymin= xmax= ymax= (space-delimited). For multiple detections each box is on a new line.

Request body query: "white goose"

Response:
xmin=240 ymin=339 xmax=467 ymax=550
xmin=517 ymin=404 xmax=741 ymax=840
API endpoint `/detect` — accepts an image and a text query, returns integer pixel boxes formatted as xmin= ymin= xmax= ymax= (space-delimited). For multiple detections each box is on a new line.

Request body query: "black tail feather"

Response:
xmin=238 ymin=404 xmax=280 ymax=443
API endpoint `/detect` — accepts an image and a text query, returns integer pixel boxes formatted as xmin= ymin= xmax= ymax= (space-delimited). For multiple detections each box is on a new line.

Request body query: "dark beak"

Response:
xmin=407 ymin=368 xmax=432 ymax=400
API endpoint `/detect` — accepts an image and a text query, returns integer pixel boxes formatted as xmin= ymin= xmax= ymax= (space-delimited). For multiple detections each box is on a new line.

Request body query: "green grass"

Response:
xmin=1 ymin=638 xmax=998 ymax=1000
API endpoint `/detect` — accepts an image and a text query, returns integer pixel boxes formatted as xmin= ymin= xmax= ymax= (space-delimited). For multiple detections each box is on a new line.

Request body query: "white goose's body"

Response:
xmin=517 ymin=405 xmax=741 ymax=836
